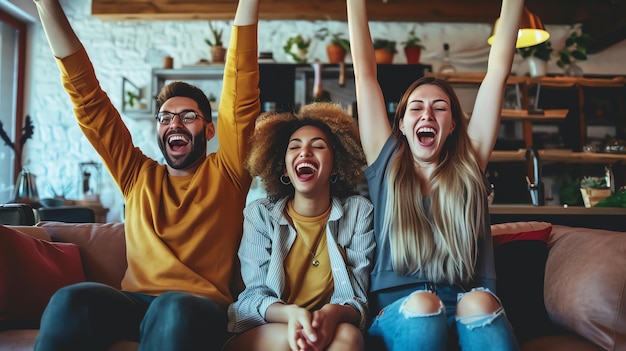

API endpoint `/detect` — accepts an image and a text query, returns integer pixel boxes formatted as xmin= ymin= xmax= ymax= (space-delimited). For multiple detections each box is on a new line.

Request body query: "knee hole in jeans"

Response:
xmin=400 ymin=291 xmax=443 ymax=317
xmin=456 ymin=290 xmax=500 ymax=317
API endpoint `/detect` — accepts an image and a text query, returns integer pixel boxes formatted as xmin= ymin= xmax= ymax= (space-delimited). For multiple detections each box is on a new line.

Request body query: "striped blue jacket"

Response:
xmin=227 ymin=195 xmax=375 ymax=333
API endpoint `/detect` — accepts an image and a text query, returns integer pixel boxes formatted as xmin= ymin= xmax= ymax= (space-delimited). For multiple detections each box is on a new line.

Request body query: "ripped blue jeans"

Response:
xmin=367 ymin=283 xmax=519 ymax=351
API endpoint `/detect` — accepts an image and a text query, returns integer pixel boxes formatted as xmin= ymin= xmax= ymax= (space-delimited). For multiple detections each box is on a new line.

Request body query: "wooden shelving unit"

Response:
xmin=428 ymin=72 xmax=625 ymax=150
xmin=490 ymin=149 xmax=626 ymax=163
xmin=500 ymin=108 xmax=568 ymax=121
xmin=429 ymin=72 xmax=626 ymax=204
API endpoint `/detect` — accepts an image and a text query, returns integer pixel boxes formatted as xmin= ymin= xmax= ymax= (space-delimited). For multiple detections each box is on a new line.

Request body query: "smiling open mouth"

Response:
xmin=168 ymin=134 xmax=190 ymax=152
xmin=296 ymin=162 xmax=318 ymax=176
xmin=417 ymin=127 xmax=436 ymax=144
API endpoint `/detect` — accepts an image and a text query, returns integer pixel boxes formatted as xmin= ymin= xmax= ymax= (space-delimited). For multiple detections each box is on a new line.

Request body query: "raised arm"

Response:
xmin=215 ymin=0 xmax=260 ymax=189
xmin=233 ymin=0 xmax=259 ymax=26
xmin=469 ymin=0 xmax=524 ymax=170
xmin=33 ymin=0 xmax=81 ymax=58
xmin=347 ymin=0 xmax=392 ymax=165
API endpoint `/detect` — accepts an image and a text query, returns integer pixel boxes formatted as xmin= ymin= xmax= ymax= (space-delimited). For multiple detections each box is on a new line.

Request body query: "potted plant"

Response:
xmin=283 ymin=34 xmax=311 ymax=63
xmin=373 ymin=38 xmax=397 ymax=64
xmin=315 ymin=28 xmax=350 ymax=64
xmin=401 ymin=27 xmax=425 ymax=64
xmin=205 ymin=22 xmax=226 ymax=64
xmin=580 ymin=176 xmax=611 ymax=207
xmin=125 ymin=90 xmax=140 ymax=109
xmin=556 ymin=25 xmax=589 ymax=77
xmin=517 ymin=40 xmax=553 ymax=77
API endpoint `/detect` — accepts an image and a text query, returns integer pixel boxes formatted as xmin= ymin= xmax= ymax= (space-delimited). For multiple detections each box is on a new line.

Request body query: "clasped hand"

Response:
xmin=286 ymin=304 xmax=338 ymax=351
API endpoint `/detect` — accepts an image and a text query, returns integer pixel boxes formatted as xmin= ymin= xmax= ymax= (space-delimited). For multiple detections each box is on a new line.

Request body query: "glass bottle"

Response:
xmin=439 ymin=43 xmax=456 ymax=74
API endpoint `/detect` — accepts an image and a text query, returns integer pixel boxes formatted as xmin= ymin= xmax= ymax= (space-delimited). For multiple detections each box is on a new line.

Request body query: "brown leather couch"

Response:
xmin=1 ymin=222 xmax=624 ymax=351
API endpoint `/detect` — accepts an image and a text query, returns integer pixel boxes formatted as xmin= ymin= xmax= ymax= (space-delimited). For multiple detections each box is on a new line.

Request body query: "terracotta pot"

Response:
xmin=404 ymin=46 xmax=422 ymax=64
xmin=374 ymin=49 xmax=394 ymax=64
xmin=211 ymin=46 xmax=226 ymax=64
xmin=326 ymin=44 xmax=347 ymax=64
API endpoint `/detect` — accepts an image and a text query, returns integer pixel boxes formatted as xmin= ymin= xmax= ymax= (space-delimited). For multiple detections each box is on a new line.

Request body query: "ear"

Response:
xmin=450 ymin=119 xmax=456 ymax=134
xmin=205 ymin=122 xmax=215 ymax=140
xmin=399 ymin=118 xmax=405 ymax=135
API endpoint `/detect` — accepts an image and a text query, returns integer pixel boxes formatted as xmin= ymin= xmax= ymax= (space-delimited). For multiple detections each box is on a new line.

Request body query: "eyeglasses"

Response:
xmin=155 ymin=110 xmax=204 ymax=125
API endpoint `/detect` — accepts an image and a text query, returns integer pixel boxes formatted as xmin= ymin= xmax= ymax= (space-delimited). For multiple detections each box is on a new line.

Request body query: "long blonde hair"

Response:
xmin=384 ymin=77 xmax=488 ymax=284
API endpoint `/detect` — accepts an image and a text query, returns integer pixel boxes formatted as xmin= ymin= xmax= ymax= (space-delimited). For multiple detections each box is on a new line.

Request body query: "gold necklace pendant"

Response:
xmin=312 ymin=259 xmax=320 ymax=267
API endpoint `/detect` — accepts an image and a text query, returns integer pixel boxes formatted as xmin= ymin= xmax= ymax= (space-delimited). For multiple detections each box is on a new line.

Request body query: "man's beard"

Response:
xmin=158 ymin=130 xmax=206 ymax=170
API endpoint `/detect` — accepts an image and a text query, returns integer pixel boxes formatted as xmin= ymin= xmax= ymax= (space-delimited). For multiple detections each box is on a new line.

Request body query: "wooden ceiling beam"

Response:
xmin=91 ymin=0 xmax=624 ymax=53
xmin=90 ymin=0 xmax=593 ymax=24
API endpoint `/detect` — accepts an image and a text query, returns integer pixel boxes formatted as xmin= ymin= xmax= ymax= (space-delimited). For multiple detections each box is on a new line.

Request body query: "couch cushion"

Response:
xmin=491 ymin=221 xmax=557 ymax=344
xmin=37 ymin=221 xmax=127 ymax=289
xmin=4 ymin=226 xmax=50 ymax=241
xmin=545 ymin=225 xmax=626 ymax=350
xmin=0 ymin=225 xmax=85 ymax=330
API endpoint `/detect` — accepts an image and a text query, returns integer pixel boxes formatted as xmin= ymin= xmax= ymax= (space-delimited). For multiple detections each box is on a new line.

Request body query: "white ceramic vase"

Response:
xmin=527 ymin=57 xmax=547 ymax=77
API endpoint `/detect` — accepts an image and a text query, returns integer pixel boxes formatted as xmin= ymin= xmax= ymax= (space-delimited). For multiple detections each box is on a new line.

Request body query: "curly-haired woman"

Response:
xmin=225 ymin=102 xmax=375 ymax=351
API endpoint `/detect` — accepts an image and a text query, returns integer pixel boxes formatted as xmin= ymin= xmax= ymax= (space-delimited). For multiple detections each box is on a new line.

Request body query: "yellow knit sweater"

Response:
xmin=56 ymin=24 xmax=260 ymax=307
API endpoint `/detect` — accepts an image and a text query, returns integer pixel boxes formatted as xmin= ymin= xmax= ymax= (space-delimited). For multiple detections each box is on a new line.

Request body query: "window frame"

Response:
xmin=0 ymin=8 xmax=27 ymax=183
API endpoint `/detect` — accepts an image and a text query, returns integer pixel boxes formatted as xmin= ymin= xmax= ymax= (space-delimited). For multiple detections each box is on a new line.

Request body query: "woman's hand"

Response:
xmin=284 ymin=305 xmax=317 ymax=351
xmin=296 ymin=304 xmax=358 ymax=351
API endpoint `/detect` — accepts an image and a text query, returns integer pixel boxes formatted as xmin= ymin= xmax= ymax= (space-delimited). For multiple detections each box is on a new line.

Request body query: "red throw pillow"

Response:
xmin=491 ymin=221 xmax=552 ymax=246
xmin=0 ymin=225 xmax=85 ymax=329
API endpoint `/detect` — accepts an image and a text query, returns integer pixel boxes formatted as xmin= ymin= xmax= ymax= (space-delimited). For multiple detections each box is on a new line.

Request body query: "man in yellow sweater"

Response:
xmin=32 ymin=0 xmax=260 ymax=350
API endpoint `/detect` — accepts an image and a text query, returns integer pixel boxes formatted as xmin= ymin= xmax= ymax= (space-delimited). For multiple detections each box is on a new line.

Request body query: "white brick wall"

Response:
xmin=20 ymin=0 xmax=626 ymax=222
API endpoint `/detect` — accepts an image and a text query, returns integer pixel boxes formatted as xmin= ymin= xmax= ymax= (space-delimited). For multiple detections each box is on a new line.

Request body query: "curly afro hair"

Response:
xmin=246 ymin=102 xmax=366 ymax=202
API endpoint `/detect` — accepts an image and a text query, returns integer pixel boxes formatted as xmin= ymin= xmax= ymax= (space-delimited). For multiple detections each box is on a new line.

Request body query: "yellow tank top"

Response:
xmin=284 ymin=201 xmax=334 ymax=311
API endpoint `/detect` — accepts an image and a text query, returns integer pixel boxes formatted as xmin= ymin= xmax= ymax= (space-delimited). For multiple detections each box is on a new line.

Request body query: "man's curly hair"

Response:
xmin=246 ymin=102 xmax=366 ymax=202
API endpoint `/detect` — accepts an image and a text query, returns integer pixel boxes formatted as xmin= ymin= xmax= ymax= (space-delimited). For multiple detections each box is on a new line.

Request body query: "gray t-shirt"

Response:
xmin=364 ymin=136 xmax=496 ymax=299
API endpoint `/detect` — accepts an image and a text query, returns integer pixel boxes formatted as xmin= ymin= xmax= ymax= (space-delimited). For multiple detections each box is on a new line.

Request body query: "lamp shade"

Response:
xmin=488 ymin=7 xmax=550 ymax=48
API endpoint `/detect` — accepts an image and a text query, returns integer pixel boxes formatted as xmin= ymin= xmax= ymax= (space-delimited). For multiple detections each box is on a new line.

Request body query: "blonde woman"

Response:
xmin=225 ymin=103 xmax=375 ymax=351
xmin=347 ymin=0 xmax=524 ymax=349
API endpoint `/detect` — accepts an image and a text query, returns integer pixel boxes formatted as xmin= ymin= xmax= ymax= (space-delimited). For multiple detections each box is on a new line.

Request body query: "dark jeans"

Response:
xmin=34 ymin=282 xmax=228 ymax=351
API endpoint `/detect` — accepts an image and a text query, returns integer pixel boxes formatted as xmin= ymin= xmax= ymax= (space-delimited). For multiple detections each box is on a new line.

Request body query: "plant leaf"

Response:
xmin=572 ymin=51 xmax=587 ymax=60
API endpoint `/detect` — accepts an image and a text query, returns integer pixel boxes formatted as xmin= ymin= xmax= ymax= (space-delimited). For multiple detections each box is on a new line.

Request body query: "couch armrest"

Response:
xmin=37 ymin=222 xmax=127 ymax=289
xmin=545 ymin=225 xmax=626 ymax=350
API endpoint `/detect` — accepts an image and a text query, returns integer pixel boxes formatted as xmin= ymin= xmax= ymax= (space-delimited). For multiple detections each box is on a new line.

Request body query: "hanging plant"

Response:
xmin=556 ymin=24 xmax=589 ymax=69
